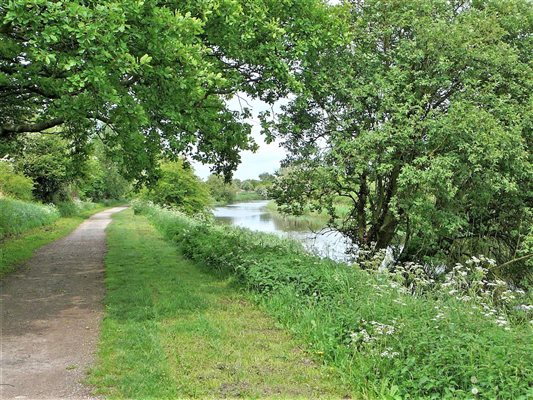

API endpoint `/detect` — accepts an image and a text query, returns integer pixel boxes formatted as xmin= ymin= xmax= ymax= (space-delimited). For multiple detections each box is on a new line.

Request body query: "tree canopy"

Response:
xmin=142 ymin=160 xmax=211 ymax=214
xmin=264 ymin=0 xmax=533 ymax=272
xmin=0 ymin=0 xmax=333 ymax=179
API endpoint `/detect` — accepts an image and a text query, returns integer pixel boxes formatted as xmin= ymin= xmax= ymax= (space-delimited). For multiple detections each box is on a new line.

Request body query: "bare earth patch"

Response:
xmin=0 ymin=207 xmax=127 ymax=399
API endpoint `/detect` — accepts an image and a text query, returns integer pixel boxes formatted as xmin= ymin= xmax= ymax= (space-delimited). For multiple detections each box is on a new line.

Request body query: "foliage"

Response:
xmin=55 ymin=199 xmax=98 ymax=218
xmin=141 ymin=160 xmax=210 ymax=214
xmin=205 ymin=174 xmax=237 ymax=205
xmin=134 ymin=200 xmax=532 ymax=399
xmin=233 ymin=173 xmax=276 ymax=200
xmin=0 ymin=198 xmax=59 ymax=239
xmin=263 ymin=0 xmax=533 ymax=275
xmin=0 ymin=157 xmax=33 ymax=200
xmin=18 ymin=134 xmax=78 ymax=202
xmin=0 ymin=0 xmax=335 ymax=180
xmin=234 ymin=191 xmax=267 ymax=202
xmin=78 ymin=140 xmax=130 ymax=201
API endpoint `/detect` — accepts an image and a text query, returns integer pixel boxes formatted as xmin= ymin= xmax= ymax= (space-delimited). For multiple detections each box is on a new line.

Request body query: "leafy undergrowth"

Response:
xmin=0 ymin=201 xmax=121 ymax=278
xmin=90 ymin=209 xmax=349 ymax=399
xmin=134 ymin=200 xmax=533 ymax=400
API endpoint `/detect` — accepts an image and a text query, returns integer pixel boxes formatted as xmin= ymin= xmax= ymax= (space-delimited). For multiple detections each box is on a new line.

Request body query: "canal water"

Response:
xmin=212 ymin=200 xmax=354 ymax=262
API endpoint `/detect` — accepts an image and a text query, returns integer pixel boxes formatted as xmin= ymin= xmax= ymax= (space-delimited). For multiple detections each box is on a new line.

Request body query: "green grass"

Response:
xmin=235 ymin=191 xmax=267 ymax=202
xmin=0 ymin=202 xmax=121 ymax=278
xmin=90 ymin=210 xmax=350 ymax=399
xmin=134 ymin=201 xmax=533 ymax=399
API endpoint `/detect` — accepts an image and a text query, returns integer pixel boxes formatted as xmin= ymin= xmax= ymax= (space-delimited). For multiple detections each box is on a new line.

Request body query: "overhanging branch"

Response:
xmin=0 ymin=117 xmax=65 ymax=138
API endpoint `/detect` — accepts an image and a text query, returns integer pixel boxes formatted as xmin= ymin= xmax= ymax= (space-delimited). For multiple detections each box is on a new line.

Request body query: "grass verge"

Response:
xmin=0 ymin=202 xmax=122 ymax=278
xmin=0 ymin=198 xmax=60 ymax=239
xmin=134 ymin=201 xmax=532 ymax=399
xmin=90 ymin=210 xmax=350 ymax=399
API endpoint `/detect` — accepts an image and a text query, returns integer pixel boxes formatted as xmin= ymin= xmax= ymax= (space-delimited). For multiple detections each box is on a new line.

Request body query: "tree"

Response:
xmin=258 ymin=173 xmax=275 ymax=183
xmin=19 ymin=134 xmax=78 ymax=202
xmin=206 ymin=174 xmax=237 ymax=204
xmin=78 ymin=140 xmax=130 ymax=201
xmin=264 ymin=0 xmax=532 ymax=269
xmin=0 ymin=0 xmax=333 ymax=180
xmin=0 ymin=157 xmax=33 ymax=200
xmin=143 ymin=160 xmax=211 ymax=214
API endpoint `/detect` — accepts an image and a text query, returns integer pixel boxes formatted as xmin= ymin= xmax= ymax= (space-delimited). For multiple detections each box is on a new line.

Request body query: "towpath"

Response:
xmin=0 ymin=207 xmax=127 ymax=399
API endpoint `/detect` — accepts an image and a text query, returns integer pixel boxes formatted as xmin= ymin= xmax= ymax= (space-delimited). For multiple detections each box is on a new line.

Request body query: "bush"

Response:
xmin=206 ymin=174 xmax=237 ymax=205
xmin=20 ymin=134 xmax=76 ymax=202
xmin=133 ymin=200 xmax=533 ymax=399
xmin=141 ymin=160 xmax=211 ymax=214
xmin=0 ymin=160 xmax=34 ymax=201
xmin=0 ymin=198 xmax=60 ymax=239
xmin=55 ymin=200 xmax=98 ymax=217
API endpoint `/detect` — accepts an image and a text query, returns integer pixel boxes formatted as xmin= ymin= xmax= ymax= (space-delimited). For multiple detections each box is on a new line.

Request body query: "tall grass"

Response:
xmin=133 ymin=200 xmax=532 ymax=399
xmin=0 ymin=198 xmax=60 ymax=239
xmin=0 ymin=200 xmax=124 ymax=277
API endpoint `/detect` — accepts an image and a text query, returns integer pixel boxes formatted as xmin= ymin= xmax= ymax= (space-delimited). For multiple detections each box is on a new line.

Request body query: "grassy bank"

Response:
xmin=0 ymin=198 xmax=60 ymax=239
xmin=265 ymin=200 xmax=352 ymax=229
xmin=235 ymin=191 xmax=267 ymax=202
xmin=90 ymin=209 xmax=349 ymax=399
xmin=0 ymin=200 xmax=123 ymax=278
xmin=134 ymin=201 xmax=532 ymax=399
xmin=265 ymin=200 xmax=329 ymax=229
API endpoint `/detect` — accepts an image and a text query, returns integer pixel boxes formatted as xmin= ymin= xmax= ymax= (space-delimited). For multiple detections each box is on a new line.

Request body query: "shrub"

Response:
xmin=55 ymin=199 xmax=98 ymax=217
xmin=141 ymin=160 xmax=211 ymax=214
xmin=133 ymin=200 xmax=533 ymax=399
xmin=20 ymin=134 xmax=76 ymax=202
xmin=0 ymin=160 xmax=34 ymax=201
xmin=0 ymin=198 xmax=59 ymax=239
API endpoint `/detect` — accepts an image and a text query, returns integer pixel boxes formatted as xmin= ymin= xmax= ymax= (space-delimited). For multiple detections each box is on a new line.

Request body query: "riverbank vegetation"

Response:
xmin=91 ymin=209 xmax=349 ymax=399
xmin=133 ymin=200 xmax=532 ymax=399
xmin=263 ymin=0 xmax=532 ymax=285
xmin=206 ymin=173 xmax=274 ymax=205
xmin=265 ymin=199 xmax=353 ymax=230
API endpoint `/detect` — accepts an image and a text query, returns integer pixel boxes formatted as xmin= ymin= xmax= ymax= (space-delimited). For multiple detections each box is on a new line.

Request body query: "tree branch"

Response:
xmin=0 ymin=117 xmax=64 ymax=137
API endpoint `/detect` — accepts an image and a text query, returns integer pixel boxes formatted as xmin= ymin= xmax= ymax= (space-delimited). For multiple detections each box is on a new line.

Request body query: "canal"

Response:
xmin=213 ymin=200 xmax=354 ymax=262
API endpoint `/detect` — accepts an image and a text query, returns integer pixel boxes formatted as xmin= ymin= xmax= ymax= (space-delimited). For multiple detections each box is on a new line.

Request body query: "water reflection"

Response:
xmin=213 ymin=200 xmax=354 ymax=262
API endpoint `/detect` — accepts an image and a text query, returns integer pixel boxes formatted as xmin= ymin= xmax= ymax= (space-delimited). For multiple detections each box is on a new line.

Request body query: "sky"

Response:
xmin=191 ymin=95 xmax=287 ymax=181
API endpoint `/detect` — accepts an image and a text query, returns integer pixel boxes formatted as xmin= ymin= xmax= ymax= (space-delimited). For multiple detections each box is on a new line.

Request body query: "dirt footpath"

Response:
xmin=1 ymin=207 xmax=127 ymax=399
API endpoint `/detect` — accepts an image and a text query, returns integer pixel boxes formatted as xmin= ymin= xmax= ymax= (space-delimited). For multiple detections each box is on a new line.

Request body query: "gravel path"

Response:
xmin=1 ymin=207 xmax=127 ymax=399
